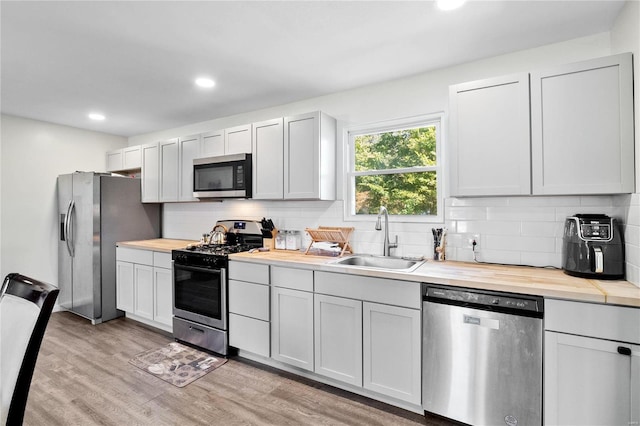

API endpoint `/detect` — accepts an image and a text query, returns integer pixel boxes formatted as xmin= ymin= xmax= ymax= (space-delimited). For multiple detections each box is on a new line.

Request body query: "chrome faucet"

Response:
xmin=375 ymin=206 xmax=398 ymax=256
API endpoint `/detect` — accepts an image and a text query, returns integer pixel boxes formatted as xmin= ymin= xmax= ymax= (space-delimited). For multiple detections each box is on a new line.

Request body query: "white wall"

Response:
xmin=0 ymin=115 xmax=127 ymax=285
xmin=132 ymin=29 xmax=639 ymax=285
xmin=611 ymin=0 xmax=640 ymax=285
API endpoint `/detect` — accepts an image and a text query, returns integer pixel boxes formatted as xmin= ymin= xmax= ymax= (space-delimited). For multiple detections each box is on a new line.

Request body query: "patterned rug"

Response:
xmin=129 ymin=342 xmax=227 ymax=387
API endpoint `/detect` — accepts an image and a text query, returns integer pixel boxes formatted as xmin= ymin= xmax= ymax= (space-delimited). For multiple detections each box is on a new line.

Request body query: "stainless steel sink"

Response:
xmin=331 ymin=254 xmax=425 ymax=272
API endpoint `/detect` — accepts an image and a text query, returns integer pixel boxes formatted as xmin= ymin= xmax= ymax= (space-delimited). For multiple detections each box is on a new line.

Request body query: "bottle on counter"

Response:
xmin=286 ymin=230 xmax=301 ymax=250
xmin=275 ymin=231 xmax=287 ymax=250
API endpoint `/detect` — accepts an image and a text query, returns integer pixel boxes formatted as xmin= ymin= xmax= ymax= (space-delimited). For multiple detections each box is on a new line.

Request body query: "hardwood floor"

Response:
xmin=25 ymin=312 xmax=456 ymax=426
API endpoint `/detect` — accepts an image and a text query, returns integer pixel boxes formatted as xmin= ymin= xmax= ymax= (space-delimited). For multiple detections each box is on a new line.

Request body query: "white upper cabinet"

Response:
xmin=250 ymin=111 xmax=336 ymax=200
xmin=284 ymin=111 xmax=336 ymax=200
xmin=141 ymin=142 xmax=159 ymax=203
xmin=159 ymin=139 xmax=179 ymax=202
xmin=200 ymin=130 xmax=225 ymax=157
xmin=252 ymin=118 xmax=284 ymax=200
xmin=106 ymin=145 xmax=142 ymax=172
xmin=449 ymin=53 xmax=635 ymax=197
xmin=531 ymin=53 xmax=635 ymax=195
xmin=225 ymin=124 xmax=252 ymax=155
xmin=178 ymin=134 xmax=201 ymax=202
xmin=449 ymin=73 xmax=531 ymax=196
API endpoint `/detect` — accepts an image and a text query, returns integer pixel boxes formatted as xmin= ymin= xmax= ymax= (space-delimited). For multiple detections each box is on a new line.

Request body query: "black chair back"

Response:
xmin=1 ymin=273 xmax=59 ymax=426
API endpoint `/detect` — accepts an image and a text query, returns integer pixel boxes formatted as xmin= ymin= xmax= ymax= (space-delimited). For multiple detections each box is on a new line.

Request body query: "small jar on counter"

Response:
xmin=275 ymin=231 xmax=287 ymax=250
xmin=286 ymin=230 xmax=301 ymax=250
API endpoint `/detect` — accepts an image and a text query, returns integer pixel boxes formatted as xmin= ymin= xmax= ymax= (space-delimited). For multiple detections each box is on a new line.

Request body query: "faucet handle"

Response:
xmin=390 ymin=235 xmax=398 ymax=249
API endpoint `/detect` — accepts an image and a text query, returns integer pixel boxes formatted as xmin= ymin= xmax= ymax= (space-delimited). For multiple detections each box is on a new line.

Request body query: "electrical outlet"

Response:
xmin=464 ymin=234 xmax=480 ymax=250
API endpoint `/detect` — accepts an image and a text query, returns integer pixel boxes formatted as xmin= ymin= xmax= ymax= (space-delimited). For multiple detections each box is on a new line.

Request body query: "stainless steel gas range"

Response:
xmin=171 ymin=220 xmax=263 ymax=355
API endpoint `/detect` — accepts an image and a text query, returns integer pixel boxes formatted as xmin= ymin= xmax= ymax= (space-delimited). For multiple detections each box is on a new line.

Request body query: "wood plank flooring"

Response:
xmin=24 ymin=312 xmax=456 ymax=425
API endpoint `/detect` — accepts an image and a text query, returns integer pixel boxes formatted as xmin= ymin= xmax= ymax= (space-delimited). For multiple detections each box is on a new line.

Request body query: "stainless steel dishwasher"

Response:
xmin=422 ymin=284 xmax=544 ymax=426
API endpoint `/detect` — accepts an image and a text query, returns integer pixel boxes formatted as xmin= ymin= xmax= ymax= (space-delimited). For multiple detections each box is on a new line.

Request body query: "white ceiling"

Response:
xmin=0 ymin=1 xmax=627 ymax=137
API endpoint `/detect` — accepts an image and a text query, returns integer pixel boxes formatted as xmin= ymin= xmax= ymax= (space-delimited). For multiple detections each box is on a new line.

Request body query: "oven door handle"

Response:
xmin=173 ymin=263 xmax=224 ymax=275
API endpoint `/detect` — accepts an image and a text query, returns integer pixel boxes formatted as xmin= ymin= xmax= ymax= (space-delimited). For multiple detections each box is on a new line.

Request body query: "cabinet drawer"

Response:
xmin=229 ymin=313 xmax=270 ymax=357
xmin=228 ymin=261 xmax=269 ymax=284
xmin=153 ymin=251 xmax=172 ymax=269
xmin=545 ymin=299 xmax=640 ymax=344
xmin=271 ymin=266 xmax=313 ymax=292
xmin=315 ymin=272 xmax=420 ymax=309
xmin=116 ymin=247 xmax=153 ymax=265
xmin=229 ymin=280 xmax=269 ymax=321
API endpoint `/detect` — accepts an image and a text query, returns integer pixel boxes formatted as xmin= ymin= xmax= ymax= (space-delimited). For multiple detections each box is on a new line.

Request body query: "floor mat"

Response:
xmin=129 ymin=341 xmax=227 ymax=387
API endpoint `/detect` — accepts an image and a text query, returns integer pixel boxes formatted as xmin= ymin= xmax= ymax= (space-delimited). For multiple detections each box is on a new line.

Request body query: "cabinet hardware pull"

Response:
xmin=617 ymin=346 xmax=632 ymax=356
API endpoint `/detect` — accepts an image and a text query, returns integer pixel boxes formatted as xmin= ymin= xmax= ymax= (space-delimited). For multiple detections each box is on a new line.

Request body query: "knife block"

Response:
xmin=263 ymin=229 xmax=277 ymax=250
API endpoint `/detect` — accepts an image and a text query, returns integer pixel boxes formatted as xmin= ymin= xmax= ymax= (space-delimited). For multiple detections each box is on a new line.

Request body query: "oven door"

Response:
xmin=173 ymin=262 xmax=227 ymax=330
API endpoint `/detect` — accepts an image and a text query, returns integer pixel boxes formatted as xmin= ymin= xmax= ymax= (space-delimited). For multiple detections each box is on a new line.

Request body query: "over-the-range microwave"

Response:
xmin=193 ymin=153 xmax=252 ymax=199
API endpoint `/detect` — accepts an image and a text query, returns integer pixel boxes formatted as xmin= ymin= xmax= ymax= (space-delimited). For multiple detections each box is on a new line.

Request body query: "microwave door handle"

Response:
xmin=593 ymin=246 xmax=603 ymax=273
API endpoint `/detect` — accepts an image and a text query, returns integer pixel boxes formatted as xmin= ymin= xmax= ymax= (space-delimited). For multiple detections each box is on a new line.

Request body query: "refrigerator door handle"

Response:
xmin=65 ymin=199 xmax=75 ymax=257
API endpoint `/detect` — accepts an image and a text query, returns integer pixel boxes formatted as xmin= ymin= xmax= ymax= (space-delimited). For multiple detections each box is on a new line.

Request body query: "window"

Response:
xmin=345 ymin=114 xmax=443 ymax=222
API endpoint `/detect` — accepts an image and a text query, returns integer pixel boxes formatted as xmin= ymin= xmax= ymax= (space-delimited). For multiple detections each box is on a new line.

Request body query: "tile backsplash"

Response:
xmin=163 ymin=193 xmax=639 ymax=287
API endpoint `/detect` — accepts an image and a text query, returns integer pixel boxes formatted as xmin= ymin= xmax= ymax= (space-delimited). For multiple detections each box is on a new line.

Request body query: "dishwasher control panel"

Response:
xmin=423 ymin=284 xmax=543 ymax=314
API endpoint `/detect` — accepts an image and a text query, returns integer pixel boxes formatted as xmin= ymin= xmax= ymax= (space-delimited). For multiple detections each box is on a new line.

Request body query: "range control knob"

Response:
xmin=491 ymin=298 xmax=500 ymax=305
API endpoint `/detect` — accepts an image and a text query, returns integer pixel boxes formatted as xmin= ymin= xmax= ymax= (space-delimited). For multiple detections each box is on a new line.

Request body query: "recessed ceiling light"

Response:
xmin=88 ymin=113 xmax=105 ymax=121
xmin=195 ymin=77 xmax=216 ymax=88
xmin=437 ymin=0 xmax=466 ymax=11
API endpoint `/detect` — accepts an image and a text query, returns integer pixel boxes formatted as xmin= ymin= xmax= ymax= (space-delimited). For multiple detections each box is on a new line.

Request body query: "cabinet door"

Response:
xmin=225 ymin=124 xmax=252 ymax=154
xmin=133 ymin=264 xmax=154 ymax=320
xmin=153 ymin=267 xmax=173 ymax=327
xmin=545 ymin=331 xmax=638 ymax=426
xmin=201 ymin=130 xmax=225 ymax=157
xmin=252 ymin=118 xmax=284 ymax=199
xmin=115 ymin=261 xmax=134 ymax=312
xmin=159 ymin=139 xmax=179 ymax=202
xmin=178 ymin=135 xmax=200 ymax=202
xmin=314 ymin=294 xmax=362 ymax=386
xmin=449 ymin=73 xmax=531 ymax=196
xmin=531 ymin=53 xmax=634 ymax=195
xmin=141 ymin=143 xmax=159 ymax=203
xmin=271 ymin=287 xmax=314 ymax=371
xmin=106 ymin=149 xmax=123 ymax=172
xmin=123 ymin=146 xmax=142 ymax=170
xmin=284 ymin=112 xmax=320 ymax=199
xmin=363 ymin=302 xmax=421 ymax=404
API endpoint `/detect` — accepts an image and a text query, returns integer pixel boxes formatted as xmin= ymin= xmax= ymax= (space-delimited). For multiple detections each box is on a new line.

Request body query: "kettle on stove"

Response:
xmin=208 ymin=224 xmax=228 ymax=245
xmin=562 ymin=214 xmax=624 ymax=279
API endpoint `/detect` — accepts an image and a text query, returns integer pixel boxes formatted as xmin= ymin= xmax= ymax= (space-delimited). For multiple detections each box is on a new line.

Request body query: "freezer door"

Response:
xmin=57 ymin=174 xmax=73 ymax=310
xmin=69 ymin=172 xmax=101 ymax=320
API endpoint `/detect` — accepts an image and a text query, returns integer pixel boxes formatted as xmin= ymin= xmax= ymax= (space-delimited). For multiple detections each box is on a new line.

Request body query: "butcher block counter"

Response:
xmin=229 ymin=250 xmax=640 ymax=307
xmin=116 ymin=238 xmax=196 ymax=252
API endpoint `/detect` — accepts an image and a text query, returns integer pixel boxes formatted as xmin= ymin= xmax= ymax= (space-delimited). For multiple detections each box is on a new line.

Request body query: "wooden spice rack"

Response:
xmin=304 ymin=226 xmax=354 ymax=257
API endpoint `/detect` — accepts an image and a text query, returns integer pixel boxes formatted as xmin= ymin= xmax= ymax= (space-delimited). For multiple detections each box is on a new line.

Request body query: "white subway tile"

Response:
xmin=521 ymin=221 xmax=564 ymax=238
xmin=446 ymin=206 xmax=487 ymax=221
xmin=624 ymin=224 xmax=640 ymax=247
xmin=485 ymin=235 xmax=555 ymax=253
xmin=520 ymin=252 xmax=562 ymax=268
xmin=487 ymin=206 xmax=556 ymax=222
xmin=579 ymin=195 xmax=616 ymax=207
xmin=457 ymin=220 xmax=520 ymax=235
xmin=627 ymin=205 xmax=640 ymax=226
xmin=507 ymin=196 xmax=579 ymax=207
xmin=446 ymin=197 xmax=509 ymax=207
xmin=624 ymin=264 xmax=639 ymax=287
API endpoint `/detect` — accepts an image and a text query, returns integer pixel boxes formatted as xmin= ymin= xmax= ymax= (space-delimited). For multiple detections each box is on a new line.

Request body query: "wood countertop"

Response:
xmin=116 ymin=238 xmax=197 ymax=253
xmin=229 ymin=250 xmax=640 ymax=307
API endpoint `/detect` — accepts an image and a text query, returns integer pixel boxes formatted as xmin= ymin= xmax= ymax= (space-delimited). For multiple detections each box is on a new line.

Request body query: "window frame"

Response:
xmin=343 ymin=113 xmax=445 ymax=223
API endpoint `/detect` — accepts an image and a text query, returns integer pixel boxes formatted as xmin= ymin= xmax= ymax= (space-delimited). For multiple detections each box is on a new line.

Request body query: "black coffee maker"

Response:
xmin=562 ymin=214 xmax=624 ymax=279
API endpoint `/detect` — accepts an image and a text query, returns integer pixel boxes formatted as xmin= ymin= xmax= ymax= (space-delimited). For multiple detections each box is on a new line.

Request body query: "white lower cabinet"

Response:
xmin=271 ymin=286 xmax=314 ymax=371
xmin=545 ymin=332 xmax=639 ymax=426
xmin=314 ymin=294 xmax=362 ymax=386
xmin=115 ymin=260 xmax=134 ymax=312
xmin=115 ymin=247 xmax=173 ymax=332
xmin=153 ymin=266 xmax=173 ymax=327
xmin=544 ymin=299 xmax=640 ymax=426
xmin=363 ymin=302 xmax=421 ymax=405
xmin=133 ymin=264 xmax=154 ymax=320
xmin=228 ymin=261 xmax=271 ymax=357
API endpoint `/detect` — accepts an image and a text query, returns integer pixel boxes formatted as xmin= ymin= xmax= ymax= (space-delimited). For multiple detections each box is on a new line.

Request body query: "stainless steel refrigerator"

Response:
xmin=57 ymin=172 xmax=161 ymax=324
